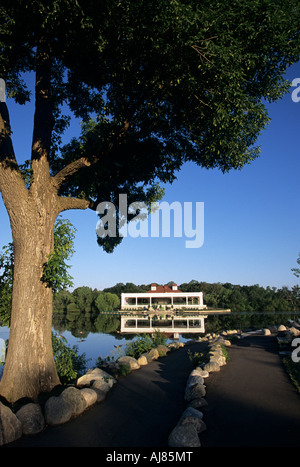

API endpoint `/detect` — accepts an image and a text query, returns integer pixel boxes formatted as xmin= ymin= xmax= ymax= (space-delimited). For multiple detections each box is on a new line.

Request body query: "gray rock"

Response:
xmin=92 ymin=388 xmax=107 ymax=403
xmin=203 ymin=361 xmax=220 ymax=373
xmin=91 ymin=380 xmax=111 ymax=394
xmin=146 ymin=348 xmax=160 ymax=361
xmin=223 ymin=339 xmax=231 ymax=346
xmin=156 ymin=345 xmax=169 ymax=356
xmin=77 ymin=367 xmax=116 ymax=387
xmin=289 ymin=327 xmax=300 ymax=337
xmin=209 ymin=353 xmax=226 ymax=366
xmin=168 ymin=424 xmax=201 ymax=447
xmin=187 ymin=397 xmax=208 ymax=410
xmin=44 ymin=396 xmax=73 ymax=426
xmin=137 ymin=355 xmax=148 ymax=366
xmin=60 ymin=386 xmax=87 ymax=417
xmin=168 ymin=342 xmax=184 ymax=350
xmin=16 ymin=403 xmax=45 ymax=435
xmin=193 ymin=367 xmax=209 ymax=378
xmin=80 ymin=388 xmax=98 ymax=407
xmin=141 ymin=352 xmax=152 ymax=363
xmin=0 ymin=402 xmax=22 ymax=445
xmin=185 ymin=383 xmax=206 ymax=402
xmin=117 ymin=356 xmax=140 ymax=370
xmin=186 ymin=375 xmax=204 ymax=388
xmin=179 ymin=407 xmax=207 ymax=433
xmin=190 ymin=368 xmax=208 ymax=378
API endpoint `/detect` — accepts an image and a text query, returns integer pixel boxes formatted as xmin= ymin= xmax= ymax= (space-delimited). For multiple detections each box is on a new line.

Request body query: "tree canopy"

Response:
xmin=1 ymin=0 xmax=299 ymax=251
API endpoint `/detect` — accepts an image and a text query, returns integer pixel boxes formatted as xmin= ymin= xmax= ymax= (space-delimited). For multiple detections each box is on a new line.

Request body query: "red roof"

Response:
xmin=147 ymin=284 xmax=182 ymax=293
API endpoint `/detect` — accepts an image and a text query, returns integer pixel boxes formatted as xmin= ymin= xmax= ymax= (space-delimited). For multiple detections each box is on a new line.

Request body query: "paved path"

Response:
xmin=7 ymin=334 xmax=300 ymax=447
xmin=201 ymin=334 xmax=300 ymax=447
xmin=8 ymin=342 xmax=205 ymax=447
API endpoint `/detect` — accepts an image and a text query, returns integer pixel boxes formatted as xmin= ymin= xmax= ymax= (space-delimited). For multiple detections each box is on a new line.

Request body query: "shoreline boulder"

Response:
xmin=179 ymin=407 xmax=206 ymax=434
xmin=168 ymin=424 xmax=201 ymax=447
xmin=203 ymin=361 xmax=220 ymax=373
xmin=77 ymin=367 xmax=117 ymax=387
xmin=117 ymin=356 xmax=140 ymax=371
xmin=184 ymin=383 xmax=206 ymax=402
xmin=44 ymin=396 xmax=73 ymax=426
xmin=80 ymin=388 xmax=98 ymax=407
xmin=16 ymin=403 xmax=45 ymax=435
xmin=0 ymin=402 xmax=22 ymax=445
xmin=60 ymin=386 xmax=87 ymax=417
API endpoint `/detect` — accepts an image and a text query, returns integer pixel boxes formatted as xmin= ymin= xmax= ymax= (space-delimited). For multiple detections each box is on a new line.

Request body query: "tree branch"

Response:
xmin=52 ymin=119 xmax=130 ymax=191
xmin=0 ymin=102 xmax=28 ymax=209
xmin=52 ymin=157 xmax=92 ymax=190
xmin=31 ymin=43 xmax=54 ymax=164
xmin=0 ymin=102 xmax=18 ymax=167
xmin=58 ymin=195 xmax=91 ymax=213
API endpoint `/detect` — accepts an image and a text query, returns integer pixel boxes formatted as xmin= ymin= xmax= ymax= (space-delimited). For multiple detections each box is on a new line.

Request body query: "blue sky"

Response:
xmin=0 ymin=63 xmax=299 ymax=291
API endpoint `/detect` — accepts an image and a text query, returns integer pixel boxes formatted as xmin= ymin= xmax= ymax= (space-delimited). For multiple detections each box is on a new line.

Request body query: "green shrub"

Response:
xmin=118 ymin=363 xmax=131 ymax=377
xmin=152 ymin=330 xmax=167 ymax=347
xmin=125 ymin=335 xmax=154 ymax=359
xmin=188 ymin=349 xmax=205 ymax=368
xmin=52 ymin=332 xmax=89 ymax=384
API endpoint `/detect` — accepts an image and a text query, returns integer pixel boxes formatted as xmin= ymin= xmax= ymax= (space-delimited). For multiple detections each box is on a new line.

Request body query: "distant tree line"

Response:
xmin=52 ymin=280 xmax=300 ymax=315
xmin=53 ymin=286 xmax=120 ymax=314
xmin=179 ymin=280 xmax=300 ymax=313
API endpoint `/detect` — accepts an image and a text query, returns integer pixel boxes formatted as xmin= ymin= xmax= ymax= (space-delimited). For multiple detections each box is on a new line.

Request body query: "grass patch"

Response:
xmin=221 ymin=344 xmax=230 ymax=362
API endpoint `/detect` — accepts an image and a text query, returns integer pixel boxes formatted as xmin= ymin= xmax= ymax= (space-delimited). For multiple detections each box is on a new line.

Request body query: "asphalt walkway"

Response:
xmin=8 ymin=341 xmax=205 ymax=447
xmin=6 ymin=334 xmax=300 ymax=448
xmin=201 ymin=334 xmax=300 ymax=447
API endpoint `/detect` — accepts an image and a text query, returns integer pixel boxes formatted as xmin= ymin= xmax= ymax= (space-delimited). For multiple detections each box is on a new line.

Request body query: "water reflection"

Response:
xmin=0 ymin=313 xmax=129 ymax=375
xmin=52 ymin=312 xmax=193 ymax=367
xmin=0 ymin=312 xmax=193 ymax=375
xmin=52 ymin=312 xmax=130 ymax=368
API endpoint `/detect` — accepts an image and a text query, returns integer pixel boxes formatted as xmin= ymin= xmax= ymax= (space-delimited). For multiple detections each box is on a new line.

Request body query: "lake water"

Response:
xmin=0 ymin=313 xmax=189 ymax=378
xmin=0 ymin=324 xmax=132 ymax=376
xmin=55 ymin=328 xmax=130 ymax=367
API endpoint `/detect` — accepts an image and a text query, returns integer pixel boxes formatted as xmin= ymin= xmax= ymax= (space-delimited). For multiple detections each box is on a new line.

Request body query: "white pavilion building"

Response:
xmin=121 ymin=283 xmax=207 ymax=311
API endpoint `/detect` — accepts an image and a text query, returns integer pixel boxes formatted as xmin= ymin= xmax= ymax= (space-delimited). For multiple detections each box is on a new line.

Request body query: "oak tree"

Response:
xmin=0 ymin=0 xmax=299 ymax=401
xmin=0 ymin=217 xmax=76 ymax=327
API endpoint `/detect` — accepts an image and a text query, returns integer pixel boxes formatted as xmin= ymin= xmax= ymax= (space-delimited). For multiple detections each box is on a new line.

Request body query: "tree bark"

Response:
xmin=0 ymin=92 xmax=91 ymax=402
xmin=0 ymin=186 xmax=92 ymax=401
xmin=0 ymin=202 xmax=60 ymax=402
xmin=0 ymin=179 xmax=92 ymax=402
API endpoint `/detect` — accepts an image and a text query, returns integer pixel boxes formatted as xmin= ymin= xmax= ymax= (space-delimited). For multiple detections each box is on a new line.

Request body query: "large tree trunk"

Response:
xmin=0 ymin=44 xmax=64 ymax=400
xmin=0 ymin=106 xmax=90 ymax=403
xmin=0 ymin=46 xmax=90 ymax=402
xmin=0 ymin=205 xmax=60 ymax=402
